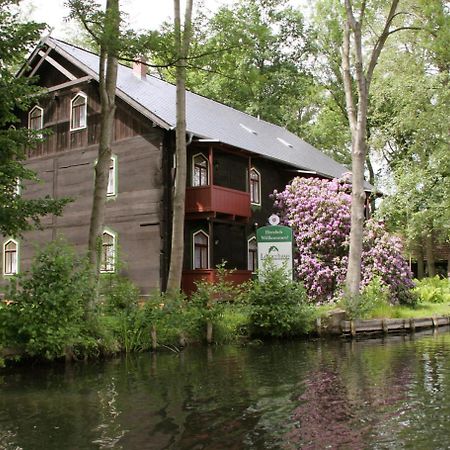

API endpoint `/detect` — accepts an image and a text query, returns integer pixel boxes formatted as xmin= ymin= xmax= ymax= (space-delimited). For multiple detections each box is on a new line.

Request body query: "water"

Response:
xmin=2 ymin=329 xmax=450 ymax=449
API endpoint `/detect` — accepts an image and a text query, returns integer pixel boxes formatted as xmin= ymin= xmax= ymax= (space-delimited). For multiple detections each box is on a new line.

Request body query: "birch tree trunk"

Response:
xmin=87 ymin=0 xmax=120 ymax=280
xmin=425 ymin=234 xmax=436 ymax=277
xmin=166 ymin=0 xmax=194 ymax=292
xmin=342 ymin=0 xmax=400 ymax=297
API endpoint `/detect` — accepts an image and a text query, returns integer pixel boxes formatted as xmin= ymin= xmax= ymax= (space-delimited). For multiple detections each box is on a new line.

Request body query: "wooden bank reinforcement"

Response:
xmin=316 ymin=312 xmax=450 ymax=337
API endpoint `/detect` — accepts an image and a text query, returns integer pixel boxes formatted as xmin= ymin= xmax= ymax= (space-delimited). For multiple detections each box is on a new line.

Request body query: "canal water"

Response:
xmin=1 ymin=329 xmax=450 ymax=449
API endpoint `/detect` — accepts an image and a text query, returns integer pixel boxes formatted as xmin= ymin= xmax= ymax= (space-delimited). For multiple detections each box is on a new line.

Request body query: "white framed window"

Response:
xmin=3 ymin=239 xmax=18 ymax=276
xmin=70 ymin=92 xmax=87 ymax=131
xmin=100 ymin=230 xmax=116 ymax=273
xmin=192 ymin=153 xmax=209 ymax=187
xmin=28 ymin=106 xmax=43 ymax=132
xmin=247 ymin=236 xmax=257 ymax=272
xmin=250 ymin=168 xmax=261 ymax=205
xmin=107 ymin=155 xmax=117 ymax=197
xmin=193 ymin=230 xmax=209 ymax=269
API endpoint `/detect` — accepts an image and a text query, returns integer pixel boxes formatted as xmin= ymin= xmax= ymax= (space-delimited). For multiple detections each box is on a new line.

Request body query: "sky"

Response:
xmin=20 ymin=0 xmax=231 ymax=39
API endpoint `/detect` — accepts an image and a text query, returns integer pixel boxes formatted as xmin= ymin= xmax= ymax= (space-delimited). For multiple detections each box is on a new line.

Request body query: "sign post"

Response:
xmin=256 ymin=224 xmax=293 ymax=281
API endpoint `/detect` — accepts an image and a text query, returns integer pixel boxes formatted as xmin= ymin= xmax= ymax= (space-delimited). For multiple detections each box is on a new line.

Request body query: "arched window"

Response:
xmin=248 ymin=237 xmax=257 ymax=272
xmin=193 ymin=230 xmax=209 ymax=269
xmin=28 ymin=106 xmax=43 ymax=132
xmin=107 ymin=155 xmax=117 ymax=197
xmin=100 ymin=230 xmax=116 ymax=273
xmin=192 ymin=153 xmax=209 ymax=187
xmin=70 ymin=93 xmax=87 ymax=130
xmin=250 ymin=168 xmax=261 ymax=205
xmin=3 ymin=239 xmax=18 ymax=275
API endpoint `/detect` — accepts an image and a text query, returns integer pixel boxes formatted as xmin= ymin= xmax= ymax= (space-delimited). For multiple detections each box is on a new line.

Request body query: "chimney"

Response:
xmin=133 ymin=56 xmax=147 ymax=80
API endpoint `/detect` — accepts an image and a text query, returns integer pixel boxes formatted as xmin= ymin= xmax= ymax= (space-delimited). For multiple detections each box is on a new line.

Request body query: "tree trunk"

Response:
xmin=166 ymin=0 xmax=194 ymax=292
xmin=206 ymin=321 xmax=213 ymax=344
xmin=151 ymin=325 xmax=157 ymax=351
xmin=417 ymin=245 xmax=424 ymax=280
xmin=87 ymin=0 xmax=119 ymax=292
xmin=366 ymin=153 xmax=376 ymax=214
xmin=342 ymin=0 xmax=400 ymax=298
xmin=425 ymin=234 xmax=436 ymax=277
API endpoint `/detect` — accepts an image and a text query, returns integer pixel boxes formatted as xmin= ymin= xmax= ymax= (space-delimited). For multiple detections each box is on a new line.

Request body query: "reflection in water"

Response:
xmin=1 ymin=329 xmax=450 ymax=449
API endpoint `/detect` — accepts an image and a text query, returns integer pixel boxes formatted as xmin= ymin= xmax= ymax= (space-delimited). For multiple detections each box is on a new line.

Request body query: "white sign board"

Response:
xmin=256 ymin=225 xmax=293 ymax=280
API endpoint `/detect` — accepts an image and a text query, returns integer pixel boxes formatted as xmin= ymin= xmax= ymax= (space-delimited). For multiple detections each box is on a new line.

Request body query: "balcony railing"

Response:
xmin=182 ymin=269 xmax=253 ymax=295
xmin=185 ymin=185 xmax=251 ymax=219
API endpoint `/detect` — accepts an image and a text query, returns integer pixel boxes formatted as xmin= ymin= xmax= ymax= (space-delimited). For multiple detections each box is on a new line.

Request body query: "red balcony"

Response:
xmin=181 ymin=269 xmax=253 ymax=296
xmin=185 ymin=185 xmax=251 ymax=220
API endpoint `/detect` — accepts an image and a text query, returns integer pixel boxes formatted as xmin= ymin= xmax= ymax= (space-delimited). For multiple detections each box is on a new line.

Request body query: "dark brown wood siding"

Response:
xmin=1 ymin=53 xmax=166 ymax=294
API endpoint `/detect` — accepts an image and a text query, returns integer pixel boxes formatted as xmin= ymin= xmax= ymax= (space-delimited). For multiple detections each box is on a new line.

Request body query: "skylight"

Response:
xmin=239 ymin=123 xmax=258 ymax=135
xmin=277 ymin=137 xmax=293 ymax=148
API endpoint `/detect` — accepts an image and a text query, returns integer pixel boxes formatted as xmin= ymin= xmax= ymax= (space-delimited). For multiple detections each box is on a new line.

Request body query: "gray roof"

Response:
xmin=44 ymin=37 xmax=372 ymax=188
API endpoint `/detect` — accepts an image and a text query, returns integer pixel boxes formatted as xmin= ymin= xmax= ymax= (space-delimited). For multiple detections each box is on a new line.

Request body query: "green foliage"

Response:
xmin=245 ymin=261 xmax=314 ymax=338
xmin=341 ymin=277 xmax=393 ymax=320
xmin=142 ymin=290 xmax=198 ymax=346
xmin=0 ymin=2 xmax=70 ymax=236
xmin=0 ymin=240 xmax=92 ymax=359
xmin=413 ymin=277 xmax=450 ymax=304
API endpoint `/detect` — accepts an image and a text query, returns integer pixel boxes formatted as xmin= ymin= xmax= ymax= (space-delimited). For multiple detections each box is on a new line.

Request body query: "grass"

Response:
xmin=367 ymin=302 xmax=450 ymax=320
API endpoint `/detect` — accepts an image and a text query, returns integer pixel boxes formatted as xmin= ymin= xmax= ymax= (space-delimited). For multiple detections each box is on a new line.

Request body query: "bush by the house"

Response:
xmin=0 ymin=240 xmax=92 ymax=359
xmin=245 ymin=261 xmax=315 ymax=338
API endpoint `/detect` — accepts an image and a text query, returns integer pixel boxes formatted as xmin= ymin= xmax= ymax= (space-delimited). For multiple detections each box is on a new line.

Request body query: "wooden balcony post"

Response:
xmin=247 ymin=156 xmax=251 ymax=192
xmin=209 ymin=145 xmax=214 ymax=186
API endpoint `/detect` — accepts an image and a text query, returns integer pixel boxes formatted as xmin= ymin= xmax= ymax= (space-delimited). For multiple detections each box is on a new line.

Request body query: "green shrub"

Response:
xmin=1 ymin=240 xmax=92 ymax=359
xmin=413 ymin=276 xmax=450 ymax=304
xmin=245 ymin=261 xmax=314 ymax=338
xmin=142 ymin=290 xmax=200 ymax=348
xmin=341 ymin=276 xmax=392 ymax=319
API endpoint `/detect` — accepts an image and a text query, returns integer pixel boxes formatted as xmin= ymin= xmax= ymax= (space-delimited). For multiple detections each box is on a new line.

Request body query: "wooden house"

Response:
xmin=0 ymin=37 xmax=373 ymax=296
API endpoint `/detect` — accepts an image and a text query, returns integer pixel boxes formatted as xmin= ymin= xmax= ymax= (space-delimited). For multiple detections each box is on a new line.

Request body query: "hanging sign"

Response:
xmin=256 ymin=225 xmax=293 ymax=280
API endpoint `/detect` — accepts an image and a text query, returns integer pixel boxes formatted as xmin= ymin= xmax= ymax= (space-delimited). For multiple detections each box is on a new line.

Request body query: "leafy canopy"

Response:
xmin=0 ymin=1 xmax=69 ymax=237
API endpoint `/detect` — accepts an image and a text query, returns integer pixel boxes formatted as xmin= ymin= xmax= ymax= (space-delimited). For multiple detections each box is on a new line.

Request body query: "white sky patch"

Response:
xmin=20 ymin=0 xmax=232 ymax=38
xmin=20 ymin=0 xmax=311 ymax=39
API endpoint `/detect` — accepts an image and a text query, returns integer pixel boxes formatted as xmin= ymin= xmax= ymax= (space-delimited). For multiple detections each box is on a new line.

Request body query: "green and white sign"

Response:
xmin=256 ymin=225 xmax=293 ymax=280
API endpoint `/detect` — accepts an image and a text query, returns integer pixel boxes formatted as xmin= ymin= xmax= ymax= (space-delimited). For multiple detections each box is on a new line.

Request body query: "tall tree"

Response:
xmin=0 ymin=1 xmax=68 ymax=237
xmin=154 ymin=0 xmax=315 ymax=146
xmin=166 ymin=0 xmax=194 ymax=292
xmin=340 ymin=0 xmax=408 ymax=297
xmin=67 ymin=0 xmax=120 ymax=277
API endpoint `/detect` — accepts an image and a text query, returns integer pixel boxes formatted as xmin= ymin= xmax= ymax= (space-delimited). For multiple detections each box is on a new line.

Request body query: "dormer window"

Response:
xmin=28 ymin=106 xmax=43 ymax=132
xmin=70 ymin=93 xmax=87 ymax=131
xmin=192 ymin=153 xmax=209 ymax=187
xmin=3 ymin=239 xmax=18 ymax=276
xmin=250 ymin=168 xmax=261 ymax=205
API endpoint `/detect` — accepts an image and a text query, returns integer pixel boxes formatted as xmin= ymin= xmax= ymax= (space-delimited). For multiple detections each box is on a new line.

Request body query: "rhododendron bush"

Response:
xmin=272 ymin=177 xmax=414 ymax=304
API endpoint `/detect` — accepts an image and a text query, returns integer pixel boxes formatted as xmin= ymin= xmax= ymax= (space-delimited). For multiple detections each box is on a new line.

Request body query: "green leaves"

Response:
xmin=0 ymin=2 xmax=71 ymax=236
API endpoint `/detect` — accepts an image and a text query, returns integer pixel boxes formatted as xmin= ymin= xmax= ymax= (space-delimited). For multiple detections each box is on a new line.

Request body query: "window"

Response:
xmin=107 ymin=155 xmax=117 ymax=197
xmin=28 ymin=106 xmax=43 ymax=132
xmin=250 ymin=168 xmax=261 ymax=205
xmin=100 ymin=231 xmax=116 ymax=273
xmin=193 ymin=230 xmax=209 ymax=269
xmin=192 ymin=153 xmax=209 ymax=187
xmin=3 ymin=239 xmax=18 ymax=276
xmin=70 ymin=93 xmax=87 ymax=131
xmin=248 ymin=237 xmax=257 ymax=272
